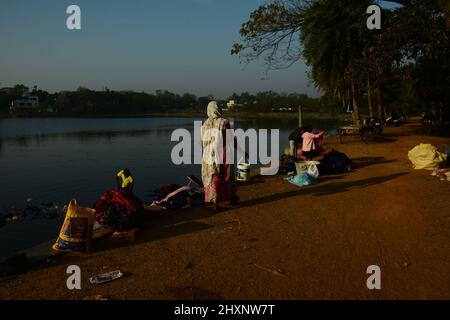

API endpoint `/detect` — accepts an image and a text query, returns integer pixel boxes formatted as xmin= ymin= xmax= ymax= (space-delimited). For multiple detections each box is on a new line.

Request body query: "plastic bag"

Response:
xmin=408 ymin=144 xmax=447 ymax=170
xmin=307 ymin=163 xmax=320 ymax=179
xmin=295 ymin=161 xmax=320 ymax=178
xmin=287 ymin=172 xmax=317 ymax=187
xmin=52 ymin=199 xmax=95 ymax=254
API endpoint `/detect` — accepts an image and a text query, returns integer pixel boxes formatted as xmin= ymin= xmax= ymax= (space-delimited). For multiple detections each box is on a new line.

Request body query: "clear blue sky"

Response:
xmin=0 ymin=0 xmax=398 ymax=99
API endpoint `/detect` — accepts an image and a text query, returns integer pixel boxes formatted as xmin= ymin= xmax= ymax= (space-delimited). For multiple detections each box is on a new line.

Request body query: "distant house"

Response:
xmin=227 ymin=100 xmax=236 ymax=110
xmin=272 ymin=106 xmax=294 ymax=112
xmin=10 ymin=95 xmax=39 ymax=113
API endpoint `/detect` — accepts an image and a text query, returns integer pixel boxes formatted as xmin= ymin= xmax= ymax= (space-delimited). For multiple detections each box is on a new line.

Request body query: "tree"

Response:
xmin=232 ymin=0 xmax=450 ymax=126
xmin=233 ymin=0 xmax=372 ymax=123
xmin=231 ymin=1 xmax=305 ymax=70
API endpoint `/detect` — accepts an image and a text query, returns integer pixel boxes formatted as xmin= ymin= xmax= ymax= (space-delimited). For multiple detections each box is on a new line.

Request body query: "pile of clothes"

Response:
xmin=148 ymin=177 xmax=204 ymax=211
xmin=318 ymin=150 xmax=354 ymax=175
xmin=278 ymin=154 xmax=296 ymax=175
xmin=408 ymin=144 xmax=448 ymax=170
xmin=93 ymin=189 xmax=143 ymax=231
xmin=280 ymin=148 xmax=354 ymax=188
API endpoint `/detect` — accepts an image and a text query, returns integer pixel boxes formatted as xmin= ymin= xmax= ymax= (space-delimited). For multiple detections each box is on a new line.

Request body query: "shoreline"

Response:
xmin=0 ymin=111 xmax=351 ymax=121
xmin=2 ymin=120 xmax=450 ymax=299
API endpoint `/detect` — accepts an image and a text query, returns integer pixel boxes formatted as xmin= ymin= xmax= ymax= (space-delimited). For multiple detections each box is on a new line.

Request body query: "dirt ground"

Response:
xmin=1 ymin=119 xmax=450 ymax=300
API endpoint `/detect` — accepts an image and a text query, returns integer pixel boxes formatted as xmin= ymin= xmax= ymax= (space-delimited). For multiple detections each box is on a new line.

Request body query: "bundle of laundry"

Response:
xmin=278 ymin=154 xmax=296 ymax=175
xmin=319 ymin=150 xmax=354 ymax=175
xmin=93 ymin=189 xmax=143 ymax=231
xmin=408 ymin=144 xmax=447 ymax=170
xmin=149 ymin=176 xmax=204 ymax=211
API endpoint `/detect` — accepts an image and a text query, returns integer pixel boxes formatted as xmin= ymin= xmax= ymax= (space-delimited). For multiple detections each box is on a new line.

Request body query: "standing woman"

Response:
xmin=201 ymin=101 xmax=240 ymax=212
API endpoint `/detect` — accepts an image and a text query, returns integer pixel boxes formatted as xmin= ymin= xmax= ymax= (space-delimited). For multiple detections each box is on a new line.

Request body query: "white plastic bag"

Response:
xmin=295 ymin=161 xmax=320 ymax=178
xmin=307 ymin=163 xmax=320 ymax=179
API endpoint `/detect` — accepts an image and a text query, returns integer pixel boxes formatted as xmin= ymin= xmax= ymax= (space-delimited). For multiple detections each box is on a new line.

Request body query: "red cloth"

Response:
xmin=93 ymin=189 xmax=143 ymax=231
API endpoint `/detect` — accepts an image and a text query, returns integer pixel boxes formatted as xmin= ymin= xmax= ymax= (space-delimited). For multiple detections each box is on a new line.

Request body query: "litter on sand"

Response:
xmin=110 ymin=229 xmax=138 ymax=242
xmin=89 ymin=270 xmax=124 ymax=285
xmin=285 ymin=172 xmax=317 ymax=187
xmin=431 ymin=168 xmax=450 ymax=181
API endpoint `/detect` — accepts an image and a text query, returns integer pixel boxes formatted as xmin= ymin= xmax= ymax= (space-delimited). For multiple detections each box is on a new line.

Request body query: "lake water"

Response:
xmin=0 ymin=116 xmax=343 ymax=259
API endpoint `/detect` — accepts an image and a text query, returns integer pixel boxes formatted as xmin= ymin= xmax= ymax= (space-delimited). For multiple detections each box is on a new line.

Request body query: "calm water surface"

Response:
xmin=0 ymin=116 xmax=342 ymax=259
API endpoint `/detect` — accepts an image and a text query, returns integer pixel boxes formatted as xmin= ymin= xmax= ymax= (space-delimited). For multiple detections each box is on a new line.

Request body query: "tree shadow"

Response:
xmin=13 ymin=206 xmax=221 ymax=272
xmin=352 ymin=157 xmax=397 ymax=169
xmin=381 ymin=122 xmax=424 ymax=138
xmin=369 ymin=136 xmax=398 ymax=143
xmin=337 ymin=135 xmax=397 ymax=144
xmin=91 ymin=205 xmax=219 ymax=254
xmin=239 ymin=172 xmax=409 ymax=208
xmin=317 ymin=175 xmax=347 ymax=183
xmin=236 ymin=179 xmax=265 ymax=187
xmin=10 ymin=170 xmax=407 ymax=274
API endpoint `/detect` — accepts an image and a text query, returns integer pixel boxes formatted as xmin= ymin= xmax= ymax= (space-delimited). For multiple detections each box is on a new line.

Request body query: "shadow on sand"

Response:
xmin=352 ymin=157 xmax=397 ymax=169
xmin=15 ymin=162 xmax=408 ymax=277
xmin=240 ymin=172 xmax=408 ymax=208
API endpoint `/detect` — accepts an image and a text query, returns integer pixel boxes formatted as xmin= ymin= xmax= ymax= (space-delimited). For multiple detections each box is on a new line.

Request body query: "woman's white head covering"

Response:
xmin=207 ymin=101 xmax=223 ymax=120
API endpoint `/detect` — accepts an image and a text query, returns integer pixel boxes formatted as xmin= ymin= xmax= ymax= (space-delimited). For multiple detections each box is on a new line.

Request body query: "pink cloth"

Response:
xmin=301 ymin=131 xmax=324 ymax=152
xmin=156 ymin=186 xmax=190 ymax=204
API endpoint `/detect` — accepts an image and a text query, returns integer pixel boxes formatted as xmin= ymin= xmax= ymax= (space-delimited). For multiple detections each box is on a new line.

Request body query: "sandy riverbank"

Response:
xmin=1 ymin=120 xmax=450 ymax=300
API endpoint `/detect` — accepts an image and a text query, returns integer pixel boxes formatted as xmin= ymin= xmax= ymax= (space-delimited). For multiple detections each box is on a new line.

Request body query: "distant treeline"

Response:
xmin=0 ymin=85 xmax=328 ymax=115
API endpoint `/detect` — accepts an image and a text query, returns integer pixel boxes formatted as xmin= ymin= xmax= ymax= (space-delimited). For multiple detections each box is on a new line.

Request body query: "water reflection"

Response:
xmin=0 ymin=128 xmax=181 ymax=146
xmin=0 ymin=117 xmax=341 ymax=147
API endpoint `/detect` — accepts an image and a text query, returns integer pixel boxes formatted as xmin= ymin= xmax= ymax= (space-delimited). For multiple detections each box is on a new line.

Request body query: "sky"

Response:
xmin=0 ymin=0 xmax=399 ymax=99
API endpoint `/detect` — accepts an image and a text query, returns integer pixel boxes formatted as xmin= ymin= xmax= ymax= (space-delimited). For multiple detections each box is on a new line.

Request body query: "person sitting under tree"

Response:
xmin=301 ymin=125 xmax=325 ymax=160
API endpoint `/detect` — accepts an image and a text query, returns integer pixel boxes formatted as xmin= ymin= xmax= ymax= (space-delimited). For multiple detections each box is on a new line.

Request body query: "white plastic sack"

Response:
xmin=307 ymin=163 xmax=320 ymax=179
xmin=295 ymin=161 xmax=320 ymax=179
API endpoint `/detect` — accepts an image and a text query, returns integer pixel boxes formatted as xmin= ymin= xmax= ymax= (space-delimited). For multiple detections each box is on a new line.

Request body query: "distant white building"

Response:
xmin=272 ymin=106 xmax=294 ymax=112
xmin=10 ymin=95 xmax=39 ymax=112
xmin=227 ymin=100 xmax=236 ymax=109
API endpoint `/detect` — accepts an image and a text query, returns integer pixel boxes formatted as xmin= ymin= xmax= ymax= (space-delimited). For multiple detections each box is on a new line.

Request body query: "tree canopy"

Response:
xmin=232 ymin=0 xmax=450 ymax=124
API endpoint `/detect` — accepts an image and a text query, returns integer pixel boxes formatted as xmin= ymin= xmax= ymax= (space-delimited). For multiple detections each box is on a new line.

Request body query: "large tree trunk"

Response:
xmin=351 ymin=79 xmax=361 ymax=125
xmin=376 ymin=85 xmax=383 ymax=121
xmin=337 ymin=88 xmax=345 ymax=110
xmin=375 ymin=61 xmax=384 ymax=121
xmin=367 ymin=74 xmax=373 ymax=118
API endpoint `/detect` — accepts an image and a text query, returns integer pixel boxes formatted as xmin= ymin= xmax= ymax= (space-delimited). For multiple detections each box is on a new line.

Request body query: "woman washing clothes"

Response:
xmin=116 ymin=168 xmax=134 ymax=194
xmin=301 ymin=125 xmax=325 ymax=160
xmin=201 ymin=101 xmax=246 ymax=212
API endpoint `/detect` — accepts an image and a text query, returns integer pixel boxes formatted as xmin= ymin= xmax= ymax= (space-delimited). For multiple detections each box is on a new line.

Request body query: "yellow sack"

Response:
xmin=408 ymin=144 xmax=447 ymax=170
xmin=52 ymin=199 xmax=95 ymax=254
